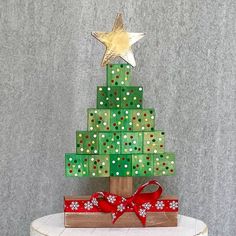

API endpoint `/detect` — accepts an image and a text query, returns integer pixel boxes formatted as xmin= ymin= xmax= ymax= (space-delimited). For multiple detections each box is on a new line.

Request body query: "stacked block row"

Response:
xmin=88 ymin=108 xmax=155 ymax=131
xmin=97 ymin=86 xmax=143 ymax=109
xmin=106 ymin=64 xmax=132 ymax=86
xmin=76 ymin=131 xmax=165 ymax=155
xmin=65 ymin=153 xmax=175 ymax=177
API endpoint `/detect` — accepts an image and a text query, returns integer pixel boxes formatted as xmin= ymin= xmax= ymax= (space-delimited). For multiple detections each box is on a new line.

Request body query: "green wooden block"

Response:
xmin=121 ymin=132 xmax=143 ymax=154
xmin=132 ymin=154 xmax=154 ymax=177
xmin=153 ymin=153 xmax=175 ymax=176
xmin=76 ymin=131 xmax=99 ymax=154
xmin=65 ymin=153 xmax=89 ymax=177
xmin=143 ymin=131 xmax=165 ymax=154
xmin=132 ymin=109 xmax=155 ymax=131
xmin=87 ymin=109 xmax=110 ymax=131
xmin=121 ymin=86 xmax=143 ymax=108
xmin=98 ymin=132 xmax=121 ymax=154
xmin=106 ymin=64 xmax=132 ymax=86
xmin=89 ymin=155 xmax=110 ymax=177
xmin=110 ymin=154 xmax=132 ymax=177
xmin=110 ymin=109 xmax=133 ymax=131
xmin=97 ymin=86 xmax=121 ymax=108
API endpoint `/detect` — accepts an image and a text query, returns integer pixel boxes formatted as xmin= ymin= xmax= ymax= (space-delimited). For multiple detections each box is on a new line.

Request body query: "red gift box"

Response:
xmin=64 ymin=180 xmax=178 ymax=227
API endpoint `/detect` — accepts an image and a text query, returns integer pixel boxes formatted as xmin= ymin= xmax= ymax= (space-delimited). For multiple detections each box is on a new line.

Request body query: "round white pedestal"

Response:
xmin=30 ymin=213 xmax=208 ymax=236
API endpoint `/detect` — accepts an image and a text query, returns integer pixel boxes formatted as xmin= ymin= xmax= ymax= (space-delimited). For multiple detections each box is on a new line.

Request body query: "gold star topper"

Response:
xmin=92 ymin=13 xmax=145 ymax=67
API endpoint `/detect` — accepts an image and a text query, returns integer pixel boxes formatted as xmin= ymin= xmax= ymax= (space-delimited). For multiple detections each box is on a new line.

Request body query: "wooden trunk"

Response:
xmin=109 ymin=177 xmax=133 ymax=196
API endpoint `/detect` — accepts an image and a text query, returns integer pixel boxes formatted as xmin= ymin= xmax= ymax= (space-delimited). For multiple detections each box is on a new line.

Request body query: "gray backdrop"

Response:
xmin=0 ymin=0 xmax=235 ymax=235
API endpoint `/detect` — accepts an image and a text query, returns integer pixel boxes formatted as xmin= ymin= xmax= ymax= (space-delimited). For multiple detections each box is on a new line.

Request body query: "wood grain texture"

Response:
xmin=0 ymin=0 xmax=235 ymax=235
xmin=64 ymin=212 xmax=177 ymax=227
xmin=109 ymin=177 xmax=133 ymax=196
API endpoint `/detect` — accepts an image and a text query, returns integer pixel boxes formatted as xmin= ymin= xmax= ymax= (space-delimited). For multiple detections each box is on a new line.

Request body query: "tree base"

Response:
xmin=64 ymin=211 xmax=178 ymax=227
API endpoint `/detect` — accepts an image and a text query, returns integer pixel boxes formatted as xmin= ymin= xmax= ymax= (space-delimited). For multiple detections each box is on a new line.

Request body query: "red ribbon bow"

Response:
xmin=90 ymin=180 xmax=163 ymax=225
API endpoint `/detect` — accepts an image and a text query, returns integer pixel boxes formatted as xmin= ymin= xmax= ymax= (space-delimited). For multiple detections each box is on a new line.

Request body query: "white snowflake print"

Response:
xmin=142 ymin=202 xmax=151 ymax=210
xmin=70 ymin=201 xmax=79 ymax=211
xmin=121 ymin=197 xmax=127 ymax=203
xmin=91 ymin=198 xmax=98 ymax=206
xmin=84 ymin=201 xmax=93 ymax=210
xmin=112 ymin=213 xmax=117 ymax=220
xmin=155 ymin=200 xmax=165 ymax=210
xmin=117 ymin=203 xmax=125 ymax=212
xmin=169 ymin=201 xmax=178 ymax=210
xmin=107 ymin=195 xmax=116 ymax=204
xmin=139 ymin=208 xmax=147 ymax=217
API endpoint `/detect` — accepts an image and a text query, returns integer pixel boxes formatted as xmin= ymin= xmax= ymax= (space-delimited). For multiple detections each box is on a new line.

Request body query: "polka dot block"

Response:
xmin=110 ymin=109 xmax=132 ymax=131
xmin=97 ymin=86 xmax=121 ymax=108
xmin=87 ymin=109 xmax=110 ymax=131
xmin=106 ymin=64 xmax=132 ymax=86
xmin=121 ymin=132 xmax=143 ymax=154
xmin=132 ymin=109 xmax=155 ymax=131
xmin=76 ymin=131 xmax=99 ymax=154
xmin=121 ymin=86 xmax=143 ymax=109
xmin=132 ymin=154 xmax=154 ymax=177
xmin=110 ymin=154 xmax=132 ymax=177
xmin=143 ymin=131 xmax=165 ymax=154
xmin=89 ymin=155 xmax=110 ymax=177
xmin=65 ymin=153 xmax=89 ymax=177
xmin=98 ymin=132 xmax=121 ymax=154
xmin=154 ymin=153 xmax=175 ymax=176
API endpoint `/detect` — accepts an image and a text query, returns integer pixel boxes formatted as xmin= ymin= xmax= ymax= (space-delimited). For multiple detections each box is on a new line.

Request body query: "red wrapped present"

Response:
xmin=64 ymin=180 xmax=178 ymax=227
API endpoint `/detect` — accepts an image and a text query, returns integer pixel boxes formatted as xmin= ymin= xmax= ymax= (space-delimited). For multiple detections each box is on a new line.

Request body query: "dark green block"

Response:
xmin=89 ymin=155 xmax=110 ymax=177
xmin=76 ymin=131 xmax=99 ymax=154
xmin=98 ymin=132 xmax=121 ymax=154
xmin=132 ymin=109 xmax=155 ymax=131
xmin=143 ymin=131 xmax=165 ymax=154
xmin=121 ymin=132 xmax=143 ymax=154
xmin=97 ymin=86 xmax=121 ymax=108
xmin=121 ymin=86 xmax=143 ymax=108
xmin=65 ymin=153 xmax=89 ymax=177
xmin=87 ymin=108 xmax=110 ymax=131
xmin=132 ymin=154 xmax=154 ymax=177
xmin=106 ymin=64 xmax=132 ymax=86
xmin=110 ymin=154 xmax=132 ymax=177
xmin=154 ymin=153 xmax=175 ymax=176
xmin=110 ymin=109 xmax=133 ymax=131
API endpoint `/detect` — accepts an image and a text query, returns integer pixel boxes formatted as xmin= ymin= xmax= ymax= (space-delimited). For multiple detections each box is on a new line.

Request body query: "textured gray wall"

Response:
xmin=0 ymin=0 xmax=235 ymax=235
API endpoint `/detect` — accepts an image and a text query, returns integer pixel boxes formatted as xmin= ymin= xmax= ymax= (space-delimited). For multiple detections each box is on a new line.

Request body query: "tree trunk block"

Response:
xmin=109 ymin=177 xmax=133 ymax=196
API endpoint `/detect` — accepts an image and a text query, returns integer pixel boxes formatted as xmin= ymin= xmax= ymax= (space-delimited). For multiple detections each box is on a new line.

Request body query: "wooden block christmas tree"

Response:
xmin=64 ymin=13 xmax=178 ymax=228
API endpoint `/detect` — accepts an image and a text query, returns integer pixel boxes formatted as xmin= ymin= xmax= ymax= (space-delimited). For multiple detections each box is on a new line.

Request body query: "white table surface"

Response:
xmin=30 ymin=213 xmax=208 ymax=236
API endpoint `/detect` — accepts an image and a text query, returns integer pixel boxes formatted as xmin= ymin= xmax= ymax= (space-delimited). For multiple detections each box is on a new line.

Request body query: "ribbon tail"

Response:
xmin=112 ymin=211 xmax=124 ymax=224
xmin=134 ymin=207 xmax=147 ymax=226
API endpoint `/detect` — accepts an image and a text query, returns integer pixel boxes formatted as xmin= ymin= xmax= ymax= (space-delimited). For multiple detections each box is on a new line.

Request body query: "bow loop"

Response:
xmin=89 ymin=180 xmax=163 ymax=226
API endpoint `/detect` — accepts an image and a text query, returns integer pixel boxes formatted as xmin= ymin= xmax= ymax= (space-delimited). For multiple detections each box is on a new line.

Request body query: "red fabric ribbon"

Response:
xmin=90 ymin=180 xmax=163 ymax=225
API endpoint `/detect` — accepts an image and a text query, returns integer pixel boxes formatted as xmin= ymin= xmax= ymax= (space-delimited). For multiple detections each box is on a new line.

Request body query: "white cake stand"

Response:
xmin=30 ymin=213 xmax=208 ymax=236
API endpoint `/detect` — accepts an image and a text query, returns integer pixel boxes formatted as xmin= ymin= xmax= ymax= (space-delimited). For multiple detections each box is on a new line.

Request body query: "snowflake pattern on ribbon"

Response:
xmin=142 ymin=202 xmax=151 ymax=210
xmin=107 ymin=195 xmax=116 ymax=204
xmin=121 ymin=197 xmax=127 ymax=203
xmin=138 ymin=208 xmax=147 ymax=217
xmin=91 ymin=198 xmax=98 ymax=206
xmin=84 ymin=201 xmax=93 ymax=210
xmin=169 ymin=201 xmax=178 ymax=210
xmin=70 ymin=201 xmax=79 ymax=210
xmin=117 ymin=203 xmax=125 ymax=212
xmin=155 ymin=200 xmax=165 ymax=209
xmin=111 ymin=213 xmax=116 ymax=220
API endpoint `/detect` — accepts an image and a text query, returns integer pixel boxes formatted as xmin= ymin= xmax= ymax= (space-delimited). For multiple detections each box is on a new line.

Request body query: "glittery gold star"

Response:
xmin=92 ymin=13 xmax=145 ymax=67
